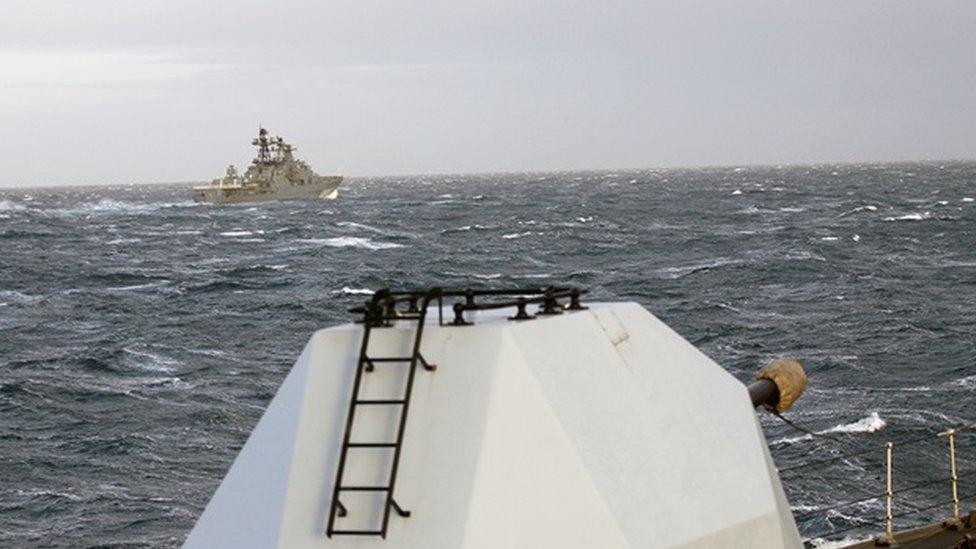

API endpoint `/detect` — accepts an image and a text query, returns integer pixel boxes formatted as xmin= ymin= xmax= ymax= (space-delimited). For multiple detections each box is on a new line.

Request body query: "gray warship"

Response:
xmin=193 ymin=128 xmax=342 ymax=204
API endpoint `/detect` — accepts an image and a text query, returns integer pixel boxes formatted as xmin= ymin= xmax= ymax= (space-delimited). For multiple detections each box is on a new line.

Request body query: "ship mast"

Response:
xmin=252 ymin=127 xmax=273 ymax=165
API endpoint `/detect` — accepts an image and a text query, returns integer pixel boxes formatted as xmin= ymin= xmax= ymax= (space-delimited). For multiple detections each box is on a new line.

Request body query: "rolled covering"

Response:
xmin=755 ymin=358 xmax=807 ymax=413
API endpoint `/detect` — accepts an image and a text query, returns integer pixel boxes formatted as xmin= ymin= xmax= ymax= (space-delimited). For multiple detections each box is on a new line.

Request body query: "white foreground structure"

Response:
xmin=184 ymin=302 xmax=802 ymax=548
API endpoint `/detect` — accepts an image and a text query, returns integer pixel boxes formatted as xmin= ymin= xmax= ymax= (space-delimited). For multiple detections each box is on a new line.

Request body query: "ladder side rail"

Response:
xmin=326 ymin=322 xmax=374 ymax=537
xmin=380 ymin=290 xmax=438 ymax=536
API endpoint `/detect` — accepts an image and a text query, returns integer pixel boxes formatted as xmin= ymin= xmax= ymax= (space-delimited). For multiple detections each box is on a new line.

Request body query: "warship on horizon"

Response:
xmin=193 ymin=128 xmax=342 ymax=205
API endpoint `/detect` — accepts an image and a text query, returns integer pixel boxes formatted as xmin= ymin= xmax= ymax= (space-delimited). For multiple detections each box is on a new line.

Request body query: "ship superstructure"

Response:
xmin=194 ymin=128 xmax=342 ymax=204
xmin=182 ymin=286 xmax=976 ymax=548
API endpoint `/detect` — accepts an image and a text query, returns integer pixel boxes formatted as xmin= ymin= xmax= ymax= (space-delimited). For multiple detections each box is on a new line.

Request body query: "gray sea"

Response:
xmin=1 ymin=162 xmax=974 ymax=547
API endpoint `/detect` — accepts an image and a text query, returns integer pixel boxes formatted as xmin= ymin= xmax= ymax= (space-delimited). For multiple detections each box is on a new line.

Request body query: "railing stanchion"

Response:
xmin=876 ymin=441 xmax=896 ymax=546
xmin=939 ymin=427 xmax=961 ymax=524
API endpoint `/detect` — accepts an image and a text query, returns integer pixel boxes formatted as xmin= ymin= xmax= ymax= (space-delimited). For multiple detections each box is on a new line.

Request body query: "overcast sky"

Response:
xmin=1 ymin=1 xmax=974 ymax=187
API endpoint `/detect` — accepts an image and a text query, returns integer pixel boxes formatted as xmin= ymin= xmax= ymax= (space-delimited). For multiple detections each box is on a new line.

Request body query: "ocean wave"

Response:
xmin=838 ymin=205 xmax=878 ymax=217
xmin=656 ymin=258 xmax=746 ymax=279
xmin=0 ymin=289 xmax=42 ymax=305
xmin=105 ymin=281 xmax=171 ymax=292
xmin=301 ymin=237 xmax=404 ymax=250
xmin=823 ymin=412 xmax=886 ymax=434
xmin=441 ymin=224 xmax=497 ymax=234
xmin=806 ymin=535 xmax=873 ymax=549
xmin=332 ymin=287 xmax=374 ymax=295
xmin=0 ymin=199 xmax=27 ymax=212
xmin=883 ymin=211 xmax=931 ymax=222
xmin=122 ymin=347 xmax=179 ymax=373
xmin=442 ymin=271 xmax=502 ymax=280
xmin=336 ymin=221 xmax=387 ymax=234
xmin=952 ymin=375 xmax=976 ymax=389
xmin=47 ymin=199 xmax=197 ymax=217
xmin=772 ymin=413 xmax=886 ymax=445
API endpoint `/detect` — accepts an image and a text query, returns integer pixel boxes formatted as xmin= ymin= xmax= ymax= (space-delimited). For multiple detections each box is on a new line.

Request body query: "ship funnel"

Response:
xmin=748 ymin=358 xmax=807 ymax=413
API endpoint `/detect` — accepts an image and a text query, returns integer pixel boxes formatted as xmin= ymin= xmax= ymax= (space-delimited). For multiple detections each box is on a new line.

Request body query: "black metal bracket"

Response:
xmin=508 ymin=299 xmax=535 ymax=321
xmin=390 ymin=499 xmax=411 ymax=518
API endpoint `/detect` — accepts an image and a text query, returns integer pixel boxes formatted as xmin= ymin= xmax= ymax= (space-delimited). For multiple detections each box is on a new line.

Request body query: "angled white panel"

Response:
xmin=184 ymin=303 xmax=802 ymax=549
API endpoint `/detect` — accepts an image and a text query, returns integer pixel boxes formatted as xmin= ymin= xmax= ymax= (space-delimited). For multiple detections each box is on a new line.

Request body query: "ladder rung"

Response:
xmin=330 ymin=530 xmax=383 ymax=536
xmin=367 ymin=357 xmax=413 ymax=362
xmin=356 ymin=399 xmax=406 ymax=405
xmin=348 ymin=442 xmax=397 ymax=448
xmin=339 ymin=486 xmax=390 ymax=491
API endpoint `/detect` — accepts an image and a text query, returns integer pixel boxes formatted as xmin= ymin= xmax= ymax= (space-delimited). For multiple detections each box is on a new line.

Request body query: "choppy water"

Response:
xmin=1 ymin=163 xmax=974 ymax=547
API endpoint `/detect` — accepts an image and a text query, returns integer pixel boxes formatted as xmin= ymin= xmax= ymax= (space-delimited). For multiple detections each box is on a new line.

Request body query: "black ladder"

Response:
xmin=327 ymin=290 xmax=437 ymax=538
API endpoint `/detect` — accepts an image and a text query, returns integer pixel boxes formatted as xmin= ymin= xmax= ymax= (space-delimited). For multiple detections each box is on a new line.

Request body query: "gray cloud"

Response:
xmin=1 ymin=1 xmax=974 ymax=186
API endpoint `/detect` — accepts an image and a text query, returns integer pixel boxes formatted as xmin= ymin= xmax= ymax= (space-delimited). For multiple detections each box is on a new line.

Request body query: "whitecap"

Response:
xmin=123 ymin=347 xmax=179 ymax=373
xmin=731 ymin=189 xmax=742 ymax=195
xmin=952 ymin=375 xmax=976 ymax=389
xmin=772 ymin=413 xmax=885 ymax=445
xmin=0 ymin=289 xmax=41 ymax=303
xmin=771 ymin=433 xmax=813 ymax=446
xmin=336 ymin=221 xmax=386 ymax=234
xmin=806 ymin=535 xmax=873 ymax=549
xmin=823 ymin=412 xmax=886 ymax=434
xmin=0 ymin=199 xmax=27 ymax=211
xmin=838 ymin=205 xmax=878 ymax=217
xmin=963 ymin=197 xmax=974 ymax=202
xmin=820 ymin=236 xmax=839 ymax=241
xmin=656 ymin=258 xmax=745 ymax=279
xmin=884 ymin=212 xmax=930 ymax=222
xmin=502 ymin=232 xmax=534 ymax=239
xmin=219 ymin=231 xmax=253 ymax=237
xmin=332 ymin=287 xmax=374 ymax=295
xmin=50 ymin=199 xmax=180 ymax=216
xmin=106 ymin=281 xmax=169 ymax=292
xmin=307 ymin=237 xmax=403 ymax=250
xmin=443 ymin=271 xmax=502 ymax=280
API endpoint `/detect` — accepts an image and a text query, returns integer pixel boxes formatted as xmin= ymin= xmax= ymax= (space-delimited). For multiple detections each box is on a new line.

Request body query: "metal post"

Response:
xmin=882 ymin=442 xmax=895 ymax=545
xmin=939 ymin=428 xmax=961 ymax=523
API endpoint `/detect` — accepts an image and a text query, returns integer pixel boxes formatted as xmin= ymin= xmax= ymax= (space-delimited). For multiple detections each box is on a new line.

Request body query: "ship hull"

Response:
xmin=194 ymin=176 xmax=342 ymax=205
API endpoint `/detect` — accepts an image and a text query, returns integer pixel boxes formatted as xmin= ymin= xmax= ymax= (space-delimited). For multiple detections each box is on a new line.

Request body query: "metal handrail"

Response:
xmin=349 ymin=286 xmax=588 ymax=326
xmin=783 ymin=421 xmax=976 ymax=543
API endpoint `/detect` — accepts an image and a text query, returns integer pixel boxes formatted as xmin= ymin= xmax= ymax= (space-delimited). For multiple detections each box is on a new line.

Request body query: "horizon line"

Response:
xmin=2 ymin=156 xmax=974 ymax=190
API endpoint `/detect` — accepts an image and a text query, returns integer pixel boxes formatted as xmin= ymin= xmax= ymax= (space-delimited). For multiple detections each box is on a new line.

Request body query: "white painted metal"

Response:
xmin=183 ymin=302 xmax=802 ymax=548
